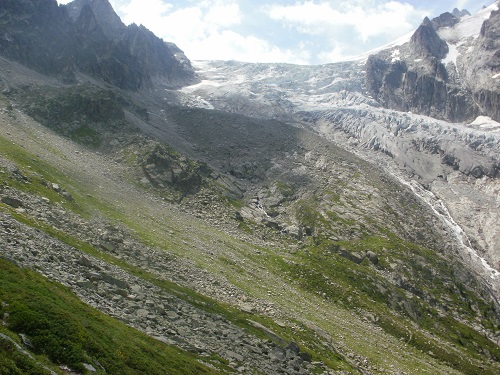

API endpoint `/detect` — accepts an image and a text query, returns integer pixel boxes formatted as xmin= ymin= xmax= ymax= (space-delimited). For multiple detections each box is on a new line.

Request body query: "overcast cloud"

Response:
xmin=57 ymin=0 xmax=489 ymax=65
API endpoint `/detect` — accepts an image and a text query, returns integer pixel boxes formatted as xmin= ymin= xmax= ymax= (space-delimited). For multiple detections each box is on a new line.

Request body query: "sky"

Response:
xmin=57 ymin=0 xmax=490 ymax=65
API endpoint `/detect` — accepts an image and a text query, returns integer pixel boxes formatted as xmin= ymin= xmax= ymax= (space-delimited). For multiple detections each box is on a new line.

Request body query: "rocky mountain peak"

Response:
xmin=0 ymin=0 xmax=75 ymax=76
xmin=451 ymin=8 xmax=471 ymax=18
xmin=75 ymin=3 xmax=102 ymax=34
xmin=480 ymin=8 xmax=500 ymax=40
xmin=66 ymin=0 xmax=126 ymax=40
xmin=365 ymin=3 xmax=500 ymax=123
xmin=431 ymin=12 xmax=460 ymax=29
xmin=462 ymin=8 xmax=500 ymax=120
xmin=0 ymin=0 xmax=197 ymax=89
xmin=410 ymin=16 xmax=449 ymax=59
xmin=66 ymin=0 xmax=198 ymax=89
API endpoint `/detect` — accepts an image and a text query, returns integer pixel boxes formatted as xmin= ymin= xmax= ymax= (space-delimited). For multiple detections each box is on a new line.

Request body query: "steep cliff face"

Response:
xmin=365 ymin=53 xmax=467 ymax=121
xmin=73 ymin=4 xmax=147 ymax=90
xmin=365 ymin=5 xmax=499 ymax=122
xmin=365 ymin=18 xmax=464 ymax=122
xmin=66 ymin=0 xmax=126 ymax=40
xmin=66 ymin=0 xmax=198 ymax=89
xmin=410 ymin=17 xmax=449 ymax=59
xmin=461 ymin=9 xmax=500 ymax=121
xmin=0 ymin=0 xmax=75 ymax=77
xmin=122 ymin=24 xmax=197 ymax=88
xmin=0 ymin=0 xmax=197 ymax=89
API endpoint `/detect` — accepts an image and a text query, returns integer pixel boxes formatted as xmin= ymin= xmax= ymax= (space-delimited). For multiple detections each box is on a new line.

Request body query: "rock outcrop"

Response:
xmin=66 ymin=0 xmax=126 ymax=40
xmin=141 ymin=143 xmax=210 ymax=197
xmin=410 ymin=17 xmax=449 ymax=59
xmin=451 ymin=8 xmax=471 ymax=18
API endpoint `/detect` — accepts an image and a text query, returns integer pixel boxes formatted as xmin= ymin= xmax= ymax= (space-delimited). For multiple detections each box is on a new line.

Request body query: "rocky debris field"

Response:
xmin=0 ymin=204 xmax=332 ymax=375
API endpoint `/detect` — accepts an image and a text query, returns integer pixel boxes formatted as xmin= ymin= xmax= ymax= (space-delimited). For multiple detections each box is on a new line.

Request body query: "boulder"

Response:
xmin=286 ymin=341 xmax=300 ymax=355
xmin=366 ymin=251 xmax=379 ymax=265
xmin=1 ymin=196 xmax=23 ymax=208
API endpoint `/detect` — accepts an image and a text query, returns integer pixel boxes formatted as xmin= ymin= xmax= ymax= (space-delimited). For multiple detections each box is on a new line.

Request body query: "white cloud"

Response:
xmin=266 ymin=1 xmax=428 ymax=42
xmin=56 ymin=0 xmax=438 ymax=64
xmin=317 ymin=42 xmax=348 ymax=63
xmin=188 ymin=30 xmax=311 ymax=64
xmin=111 ymin=0 xmax=307 ymax=64
xmin=118 ymin=0 xmax=174 ymax=36
xmin=205 ymin=2 xmax=241 ymax=28
xmin=357 ymin=2 xmax=423 ymax=41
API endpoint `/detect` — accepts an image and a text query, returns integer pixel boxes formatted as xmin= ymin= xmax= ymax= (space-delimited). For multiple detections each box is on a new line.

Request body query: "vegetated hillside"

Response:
xmin=0 ymin=259 xmax=218 ymax=375
xmin=0 ymin=1 xmax=499 ymax=375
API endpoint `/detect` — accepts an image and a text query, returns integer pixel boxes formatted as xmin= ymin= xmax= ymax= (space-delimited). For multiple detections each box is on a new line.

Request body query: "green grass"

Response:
xmin=0 ymin=330 xmax=55 ymax=375
xmin=0 ymin=259 xmax=219 ymax=375
xmin=69 ymin=125 xmax=102 ymax=148
xmin=0 ymin=136 xmax=88 ymax=215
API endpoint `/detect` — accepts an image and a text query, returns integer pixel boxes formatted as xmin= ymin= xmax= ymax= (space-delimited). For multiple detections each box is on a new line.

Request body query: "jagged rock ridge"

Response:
xmin=0 ymin=0 xmax=197 ymax=89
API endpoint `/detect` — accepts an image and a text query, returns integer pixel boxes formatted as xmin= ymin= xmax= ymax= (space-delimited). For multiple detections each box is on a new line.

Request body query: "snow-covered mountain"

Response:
xmin=178 ymin=2 xmax=500 ymax=285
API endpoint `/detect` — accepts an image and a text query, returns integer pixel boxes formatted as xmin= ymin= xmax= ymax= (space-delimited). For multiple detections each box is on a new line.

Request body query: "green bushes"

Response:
xmin=7 ymin=301 xmax=88 ymax=372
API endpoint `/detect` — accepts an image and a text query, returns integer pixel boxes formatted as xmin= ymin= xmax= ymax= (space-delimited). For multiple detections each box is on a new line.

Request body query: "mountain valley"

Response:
xmin=0 ymin=1 xmax=499 ymax=374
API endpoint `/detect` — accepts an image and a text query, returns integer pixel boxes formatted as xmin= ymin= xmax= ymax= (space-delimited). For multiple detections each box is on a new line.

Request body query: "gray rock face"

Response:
xmin=366 ymin=30 xmax=464 ymax=121
xmin=66 ymin=0 xmax=126 ymax=40
xmin=0 ymin=0 xmax=197 ymax=89
xmin=431 ymin=12 xmax=460 ymax=29
xmin=68 ymin=0 xmax=198 ymax=89
xmin=461 ymin=9 xmax=500 ymax=122
xmin=410 ymin=17 xmax=449 ymax=59
xmin=365 ymin=54 xmax=471 ymax=121
xmin=365 ymin=7 xmax=500 ymax=123
xmin=0 ymin=0 xmax=75 ymax=77
xmin=1 ymin=196 xmax=23 ymax=208
xmin=451 ymin=8 xmax=471 ymax=18
xmin=141 ymin=143 xmax=210 ymax=196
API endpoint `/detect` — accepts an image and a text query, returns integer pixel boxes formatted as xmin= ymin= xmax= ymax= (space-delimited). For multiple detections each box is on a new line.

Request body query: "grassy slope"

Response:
xmin=0 ymin=259 xmax=218 ymax=375
xmin=0 ymin=97 xmax=499 ymax=374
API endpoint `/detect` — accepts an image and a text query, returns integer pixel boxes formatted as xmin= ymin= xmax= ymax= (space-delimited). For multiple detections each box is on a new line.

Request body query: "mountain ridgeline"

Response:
xmin=0 ymin=0 xmax=197 ymax=89
xmin=0 ymin=1 xmax=499 ymax=375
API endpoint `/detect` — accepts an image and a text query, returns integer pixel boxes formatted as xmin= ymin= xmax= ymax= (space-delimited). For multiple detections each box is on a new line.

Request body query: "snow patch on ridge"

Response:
xmin=391 ymin=49 xmax=400 ymax=62
xmin=340 ymin=31 xmax=413 ymax=63
xmin=438 ymin=2 xmax=499 ymax=43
